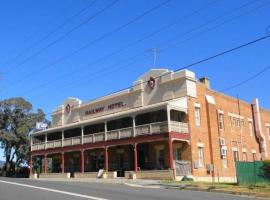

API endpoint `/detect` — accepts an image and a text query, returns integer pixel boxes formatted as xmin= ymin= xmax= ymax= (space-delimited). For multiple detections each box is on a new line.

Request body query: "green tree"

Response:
xmin=0 ymin=97 xmax=48 ymax=176
xmin=261 ymin=160 xmax=270 ymax=181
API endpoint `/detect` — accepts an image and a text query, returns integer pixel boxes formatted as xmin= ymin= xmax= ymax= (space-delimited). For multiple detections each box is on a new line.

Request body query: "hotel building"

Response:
xmin=30 ymin=69 xmax=270 ymax=181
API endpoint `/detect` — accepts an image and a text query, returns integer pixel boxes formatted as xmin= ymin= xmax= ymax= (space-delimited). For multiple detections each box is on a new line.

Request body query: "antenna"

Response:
xmin=146 ymin=48 xmax=159 ymax=68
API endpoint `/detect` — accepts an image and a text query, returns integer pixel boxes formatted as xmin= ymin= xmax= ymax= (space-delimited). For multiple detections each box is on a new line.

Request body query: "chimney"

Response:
xmin=199 ymin=77 xmax=210 ymax=89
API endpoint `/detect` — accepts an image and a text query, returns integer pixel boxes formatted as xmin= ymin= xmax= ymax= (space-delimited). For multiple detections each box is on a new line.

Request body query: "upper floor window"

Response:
xmin=194 ymin=105 xmax=201 ymax=127
xmin=218 ymin=112 xmax=224 ymax=130
xmin=249 ymin=120 xmax=253 ymax=136
xmin=266 ymin=124 xmax=270 ymax=140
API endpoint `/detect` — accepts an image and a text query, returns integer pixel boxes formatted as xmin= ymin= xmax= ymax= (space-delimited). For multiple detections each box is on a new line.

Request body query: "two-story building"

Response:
xmin=30 ymin=69 xmax=270 ymax=181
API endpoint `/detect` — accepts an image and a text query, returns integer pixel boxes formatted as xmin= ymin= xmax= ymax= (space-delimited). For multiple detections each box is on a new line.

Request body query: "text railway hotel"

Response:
xmin=30 ymin=69 xmax=270 ymax=181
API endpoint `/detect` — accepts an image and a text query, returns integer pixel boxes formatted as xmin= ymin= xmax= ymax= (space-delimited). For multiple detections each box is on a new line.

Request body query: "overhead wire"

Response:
xmin=16 ymin=0 xmax=270 ymax=97
xmin=0 ymin=0 xmax=97 ymax=67
xmin=37 ymin=32 xmax=270 ymax=118
xmin=4 ymin=0 xmax=219 ymax=89
xmin=3 ymin=0 xmax=172 ymax=75
xmin=3 ymin=0 xmax=120 ymax=75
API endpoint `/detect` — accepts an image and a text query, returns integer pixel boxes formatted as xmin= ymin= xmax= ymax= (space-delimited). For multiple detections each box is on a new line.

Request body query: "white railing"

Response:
xmin=32 ymin=144 xmax=38 ymax=151
xmin=31 ymin=121 xmax=189 ymax=150
xmin=54 ymin=140 xmax=62 ymax=147
xmin=94 ymin=132 xmax=104 ymax=142
xmin=84 ymin=134 xmax=94 ymax=143
xmin=107 ymin=130 xmax=118 ymax=140
xmin=135 ymin=121 xmax=168 ymax=136
xmin=38 ymin=143 xmax=45 ymax=150
xmin=46 ymin=141 xmax=54 ymax=149
xmin=119 ymin=127 xmax=133 ymax=138
xmin=107 ymin=127 xmax=133 ymax=141
xmin=170 ymin=121 xmax=189 ymax=133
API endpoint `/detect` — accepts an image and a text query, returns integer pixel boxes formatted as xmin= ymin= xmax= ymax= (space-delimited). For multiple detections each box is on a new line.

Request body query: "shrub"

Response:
xmin=261 ymin=160 xmax=270 ymax=180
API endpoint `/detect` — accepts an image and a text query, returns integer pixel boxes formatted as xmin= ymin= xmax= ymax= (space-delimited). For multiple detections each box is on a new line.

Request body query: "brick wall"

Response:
xmin=188 ymin=82 xmax=270 ymax=180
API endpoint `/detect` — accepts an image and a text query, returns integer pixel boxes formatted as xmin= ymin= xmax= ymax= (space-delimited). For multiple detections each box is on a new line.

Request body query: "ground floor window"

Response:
xmin=242 ymin=152 xmax=247 ymax=162
xmin=198 ymin=147 xmax=204 ymax=167
xmin=222 ymin=158 xmax=228 ymax=168
xmin=173 ymin=147 xmax=182 ymax=161
xmin=233 ymin=150 xmax=239 ymax=162
xmin=252 ymin=153 xmax=257 ymax=161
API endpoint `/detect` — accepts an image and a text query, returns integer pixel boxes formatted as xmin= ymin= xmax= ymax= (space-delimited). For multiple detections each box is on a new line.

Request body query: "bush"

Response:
xmin=261 ymin=160 xmax=270 ymax=180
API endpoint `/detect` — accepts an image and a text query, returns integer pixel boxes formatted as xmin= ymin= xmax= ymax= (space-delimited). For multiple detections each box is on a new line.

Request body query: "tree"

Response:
xmin=261 ymin=160 xmax=270 ymax=181
xmin=0 ymin=97 xmax=48 ymax=176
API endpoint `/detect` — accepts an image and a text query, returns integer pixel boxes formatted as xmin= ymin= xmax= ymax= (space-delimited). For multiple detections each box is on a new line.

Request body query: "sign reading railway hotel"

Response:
xmin=85 ymin=101 xmax=127 ymax=116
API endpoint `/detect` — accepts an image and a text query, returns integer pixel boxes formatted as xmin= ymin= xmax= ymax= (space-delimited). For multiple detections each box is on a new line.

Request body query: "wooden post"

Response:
xmin=81 ymin=150 xmax=84 ymax=174
xmin=61 ymin=152 xmax=65 ymax=174
xmin=168 ymin=137 xmax=174 ymax=170
xmin=29 ymin=155 xmax=33 ymax=175
xmin=44 ymin=154 xmax=48 ymax=173
xmin=134 ymin=143 xmax=138 ymax=172
xmin=104 ymin=147 xmax=108 ymax=172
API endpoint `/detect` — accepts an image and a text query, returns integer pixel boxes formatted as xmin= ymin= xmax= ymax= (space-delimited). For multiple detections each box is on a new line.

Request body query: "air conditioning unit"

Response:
xmin=206 ymin=164 xmax=214 ymax=172
xmin=220 ymin=146 xmax=227 ymax=157
xmin=219 ymin=138 xmax=225 ymax=146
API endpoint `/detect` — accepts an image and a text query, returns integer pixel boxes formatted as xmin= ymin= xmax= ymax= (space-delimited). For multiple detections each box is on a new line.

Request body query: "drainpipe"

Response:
xmin=251 ymin=98 xmax=268 ymax=160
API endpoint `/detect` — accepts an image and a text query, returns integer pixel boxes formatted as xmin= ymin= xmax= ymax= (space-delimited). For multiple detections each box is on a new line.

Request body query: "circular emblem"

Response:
xmin=147 ymin=77 xmax=155 ymax=89
xmin=65 ymin=104 xmax=71 ymax=113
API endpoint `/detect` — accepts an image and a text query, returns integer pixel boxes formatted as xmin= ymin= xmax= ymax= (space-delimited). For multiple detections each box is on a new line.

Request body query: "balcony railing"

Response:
xmin=32 ymin=121 xmax=189 ymax=150
xmin=170 ymin=121 xmax=189 ymax=134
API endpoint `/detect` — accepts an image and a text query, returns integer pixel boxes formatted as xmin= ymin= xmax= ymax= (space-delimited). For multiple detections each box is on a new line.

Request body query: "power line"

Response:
xmin=219 ymin=65 xmax=270 ymax=92
xmin=4 ymin=0 xmax=218 ymax=90
xmin=15 ymin=0 xmax=268 ymax=96
xmin=40 ymin=63 xmax=270 ymax=118
xmin=159 ymin=0 xmax=270 ymax=51
xmin=36 ymin=32 xmax=270 ymax=117
xmin=4 ymin=0 xmax=219 ymax=90
xmin=175 ymin=35 xmax=270 ymax=71
xmin=3 ymin=0 xmax=120 ymax=75
xmin=0 ymin=0 xmax=97 ymax=67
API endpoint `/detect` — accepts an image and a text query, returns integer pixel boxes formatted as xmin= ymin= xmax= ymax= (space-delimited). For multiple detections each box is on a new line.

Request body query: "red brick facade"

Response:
xmin=188 ymin=82 xmax=270 ymax=181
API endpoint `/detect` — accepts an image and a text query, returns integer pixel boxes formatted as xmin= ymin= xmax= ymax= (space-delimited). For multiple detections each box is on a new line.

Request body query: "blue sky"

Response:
xmin=0 ymin=0 xmax=270 ymax=160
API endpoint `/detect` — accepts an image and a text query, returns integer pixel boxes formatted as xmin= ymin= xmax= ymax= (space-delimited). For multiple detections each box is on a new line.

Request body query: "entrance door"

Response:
xmin=117 ymin=153 xmax=125 ymax=177
xmin=156 ymin=149 xmax=165 ymax=169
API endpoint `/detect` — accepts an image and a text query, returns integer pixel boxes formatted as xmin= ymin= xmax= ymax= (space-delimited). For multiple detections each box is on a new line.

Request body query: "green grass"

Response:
xmin=161 ymin=180 xmax=270 ymax=198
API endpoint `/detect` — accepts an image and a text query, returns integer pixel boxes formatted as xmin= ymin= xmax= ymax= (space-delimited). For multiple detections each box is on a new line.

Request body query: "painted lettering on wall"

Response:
xmin=107 ymin=102 xmax=126 ymax=110
xmin=85 ymin=101 xmax=126 ymax=116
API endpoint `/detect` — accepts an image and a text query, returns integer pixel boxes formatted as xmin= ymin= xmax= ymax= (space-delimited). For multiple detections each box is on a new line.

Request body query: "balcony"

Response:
xmin=31 ymin=121 xmax=189 ymax=151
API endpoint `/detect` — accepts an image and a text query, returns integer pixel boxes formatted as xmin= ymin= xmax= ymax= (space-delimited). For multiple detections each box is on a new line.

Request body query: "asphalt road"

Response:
xmin=0 ymin=177 xmax=254 ymax=200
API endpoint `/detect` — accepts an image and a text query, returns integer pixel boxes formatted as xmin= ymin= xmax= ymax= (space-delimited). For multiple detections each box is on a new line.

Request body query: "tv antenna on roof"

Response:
xmin=146 ymin=48 xmax=160 ymax=68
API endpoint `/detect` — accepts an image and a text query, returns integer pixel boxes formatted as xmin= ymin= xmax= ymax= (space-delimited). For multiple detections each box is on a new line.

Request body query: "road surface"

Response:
xmin=0 ymin=177 xmax=254 ymax=200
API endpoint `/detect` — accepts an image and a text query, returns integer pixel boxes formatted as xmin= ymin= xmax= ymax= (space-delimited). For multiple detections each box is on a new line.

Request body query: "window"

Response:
xmin=173 ymin=148 xmax=182 ymax=161
xmin=218 ymin=113 xmax=224 ymax=130
xmin=233 ymin=150 xmax=239 ymax=162
xmin=242 ymin=152 xmax=247 ymax=162
xmin=198 ymin=147 xmax=204 ymax=167
xmin=222 ymin=158 xmax=228 ymax=168
xmin=267 ymin=125 xmax=270 ymax=139
xmin=249 ymin=121 xmax=253 ymax=136
xmin=241 ymin=119 xmax=244 ymax=128
xmin=195 ymin=107 xmax=201 ymax=126
xmin=232 ymin=118 xmax=236 ymax=127
xmin=236 ymin=119 xmax=240 ymax=127
xmin=252 ymin=153 xmax=257 ymax=161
